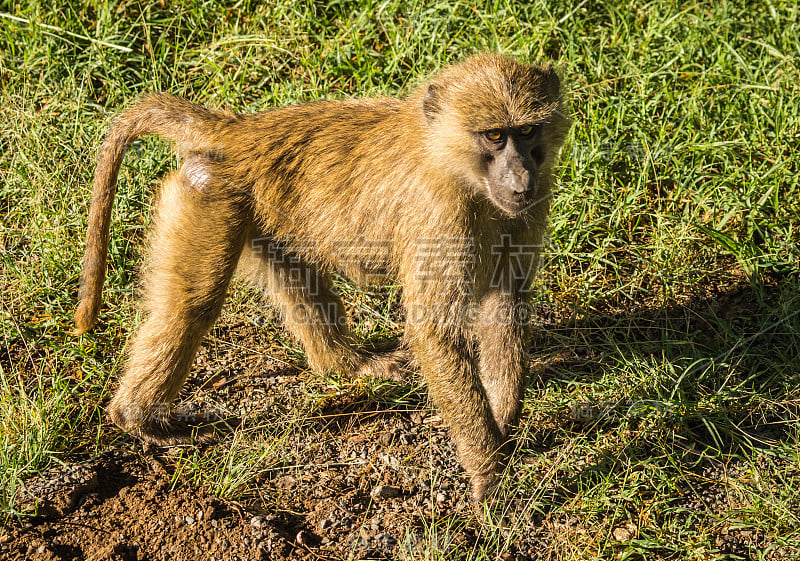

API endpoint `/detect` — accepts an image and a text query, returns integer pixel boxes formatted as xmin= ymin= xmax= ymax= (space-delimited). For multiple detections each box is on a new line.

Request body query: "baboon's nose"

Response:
xmin=508 ymin=169 xmax=531 ymax=194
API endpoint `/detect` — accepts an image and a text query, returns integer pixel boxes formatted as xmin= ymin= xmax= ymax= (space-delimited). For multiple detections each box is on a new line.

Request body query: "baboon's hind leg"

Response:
xmin=356 ymin=338 xmax=413 ymax=383
xmin=108 ymin=170 xmax=247 ymax=443
xmin=239 ymin=238 xmax=362 ymax=374
xmin=238 ymin=238 xmax=411 ymax=381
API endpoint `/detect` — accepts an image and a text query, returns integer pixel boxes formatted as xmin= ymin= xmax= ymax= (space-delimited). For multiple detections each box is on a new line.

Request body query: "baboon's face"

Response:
xmin=475 ymin=123 xmax=547 ymax=216
xmin=420 ymin=59 xmax=565 ymax=218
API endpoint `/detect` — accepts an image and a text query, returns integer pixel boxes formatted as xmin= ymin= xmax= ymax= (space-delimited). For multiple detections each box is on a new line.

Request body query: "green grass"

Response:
xmin=2 ymin=0 xmax=799 ymax=559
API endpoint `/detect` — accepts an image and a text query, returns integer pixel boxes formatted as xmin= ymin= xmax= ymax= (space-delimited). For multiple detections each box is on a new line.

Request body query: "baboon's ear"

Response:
xmin=544 ymin=64 xmax=561 ymax=96
xmin=422 ymin=83 xmax=442 ymax=124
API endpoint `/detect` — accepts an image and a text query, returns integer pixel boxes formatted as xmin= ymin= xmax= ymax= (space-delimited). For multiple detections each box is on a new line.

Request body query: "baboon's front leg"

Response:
xmin=476 ymin=290 xmax=529 ymax=438
xmin=108 ymin=171 xmax=248 ymax=443
xmin=407 ymin=321 xmax=504 ymax=502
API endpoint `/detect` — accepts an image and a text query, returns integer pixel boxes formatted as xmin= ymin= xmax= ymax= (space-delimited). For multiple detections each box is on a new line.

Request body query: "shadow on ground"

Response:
xmin=3 ymin=271 xmax=799 ymax=560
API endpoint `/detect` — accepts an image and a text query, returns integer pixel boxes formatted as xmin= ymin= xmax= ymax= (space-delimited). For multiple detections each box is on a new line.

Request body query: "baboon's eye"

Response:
xmin=484 ymin=130 xmax=504 ymax=143
xmin=519 ymin=124 xmax=536 ymax=136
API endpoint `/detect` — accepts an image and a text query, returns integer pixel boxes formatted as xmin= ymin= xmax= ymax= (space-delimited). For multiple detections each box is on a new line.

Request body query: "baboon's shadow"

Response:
xmin=517 ymin=271 xmax=799 ymax=498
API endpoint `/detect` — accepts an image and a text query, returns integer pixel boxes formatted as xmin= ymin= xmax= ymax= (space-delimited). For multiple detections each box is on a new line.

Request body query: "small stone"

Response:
xmin=320 ymin=519 xmax=331 ymax=530
xmin=185 ymin=516 xmax=195 ymax=525
xmin=250 ymin=515 xmax=264 ymax=528
xmin=436 ymin=492 xmax=446 ymax=503
xmin=371 ymin=485 xmax=402 ymax=499
xmin=612 ymin=522 xmax=637 ymax=541
xmin=388 ymin=455 xmax=402 ymax=469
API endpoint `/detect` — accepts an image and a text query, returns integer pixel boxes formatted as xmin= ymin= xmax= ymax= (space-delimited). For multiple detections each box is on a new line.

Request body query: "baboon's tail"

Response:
xmin=74 ymin=93 xmax=227 ymax=334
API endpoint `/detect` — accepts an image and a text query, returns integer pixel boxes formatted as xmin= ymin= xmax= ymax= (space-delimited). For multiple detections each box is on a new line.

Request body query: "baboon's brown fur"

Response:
xmin=75 ymin=54 xmax=569 ymax=501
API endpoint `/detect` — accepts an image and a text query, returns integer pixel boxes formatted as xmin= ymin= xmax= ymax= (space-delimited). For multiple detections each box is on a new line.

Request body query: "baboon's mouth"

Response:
xmin=492 ymin=191 xmax=536 ymax=217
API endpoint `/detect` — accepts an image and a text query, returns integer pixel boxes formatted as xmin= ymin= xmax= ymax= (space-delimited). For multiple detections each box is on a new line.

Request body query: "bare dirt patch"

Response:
xmin=2 ymin=414 xmax=481 ymax=561
xmin=3 ymin=274 xmax=798 ymax=560
xmin=5 ymin=448 xmax=287 ymax=561
xmin=2 ymin=314 xmax=484 ymax=561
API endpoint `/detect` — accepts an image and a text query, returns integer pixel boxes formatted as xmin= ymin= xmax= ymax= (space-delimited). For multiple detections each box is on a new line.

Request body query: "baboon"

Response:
xmin=75 ymin=54 xmax=569 ymax=502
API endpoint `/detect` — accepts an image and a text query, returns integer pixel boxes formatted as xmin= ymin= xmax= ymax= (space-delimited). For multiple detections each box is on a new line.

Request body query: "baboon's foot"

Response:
xmin=108 ymin=398 xmax=235 ymax=445
xmin=355 ymin=345 xmax=414 ymax=383
xmin=469 ymin=472 xmax=525 ymax=536
xmin=469 ymin=470 xmax=501 ymax=504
